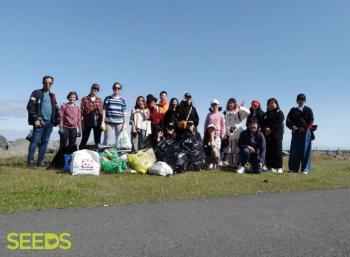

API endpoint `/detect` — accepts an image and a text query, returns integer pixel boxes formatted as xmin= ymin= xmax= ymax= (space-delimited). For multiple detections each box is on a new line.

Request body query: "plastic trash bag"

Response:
xmin=127 ymin=148 xmax=156 ymax=174
xmin=100 ymin=148 xmax=128 ymax=173
xmin=70 ymin=149 xmax=100 ymax=176
xmin=116 ymin=128 xmax=132 ymax=150
xmin=149 ymin=161 xmax=173 ymax=176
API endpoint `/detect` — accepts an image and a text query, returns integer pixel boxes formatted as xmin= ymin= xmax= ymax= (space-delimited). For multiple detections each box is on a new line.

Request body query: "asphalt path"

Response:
xmin=1 ymin=189 xmax=349 ymax=257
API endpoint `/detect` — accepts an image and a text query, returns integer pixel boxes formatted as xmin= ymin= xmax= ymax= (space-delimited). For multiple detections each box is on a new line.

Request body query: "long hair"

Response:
xmin=134 ymin=96 xmax=145 ymax=109
xmin=267 ymin=98 xmax=280 ymax=110
xmin=226 ymin=98 xmax=237 ymax=111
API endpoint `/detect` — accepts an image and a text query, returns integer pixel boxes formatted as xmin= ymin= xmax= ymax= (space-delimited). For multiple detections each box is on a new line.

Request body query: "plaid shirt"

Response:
xmin=80 ymin=95 xmax=103 ymax=127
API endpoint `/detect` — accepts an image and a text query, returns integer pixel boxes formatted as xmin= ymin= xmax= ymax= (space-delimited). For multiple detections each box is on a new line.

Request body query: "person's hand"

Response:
xmin=258 ymin=163 xmax=263 ymax=168
xmin=247 ymin=146 xmax=255 ymax=153
xmin=34 ymin=120 xmax=41 ymax=128
xmin=292 ymin=126 xmax=298 ymax=132
xmin=265 ymin=128 xmax=271 ymax=136
xmin=59 ymin=127 xmax=64 ymax=134
xmin=100 ymin=121 xmax=106 ymax=132
xmin=77 ymin=129 xmax=81 ymax=138
xmin=298 ymin=127 xmax=305 ymax=132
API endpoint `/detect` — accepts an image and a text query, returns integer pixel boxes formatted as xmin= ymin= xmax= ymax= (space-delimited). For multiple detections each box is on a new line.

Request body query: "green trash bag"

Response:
xmin=100 ymin=148 xmax=128 ymax=173
xmin=127 ymin=148 xmax=156 ymax=174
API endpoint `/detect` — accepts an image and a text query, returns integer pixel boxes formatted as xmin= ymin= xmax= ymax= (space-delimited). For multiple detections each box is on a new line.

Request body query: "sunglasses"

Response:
xmin=43 ymin=82 xmax=53 ymax=85
xmin=113 ymin=87 xmax=121 ymax=90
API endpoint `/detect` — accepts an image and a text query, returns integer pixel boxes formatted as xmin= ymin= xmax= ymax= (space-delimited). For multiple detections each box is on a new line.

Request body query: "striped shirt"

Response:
xmin=103 ymin=95 xmax=126 ymax=123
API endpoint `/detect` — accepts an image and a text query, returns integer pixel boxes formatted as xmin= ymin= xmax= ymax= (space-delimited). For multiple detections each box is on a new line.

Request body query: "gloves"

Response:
xmin=77 ymin=129 xmax=82 ymax=138
xmin=100 ymin=121 xmax=106 ymax=132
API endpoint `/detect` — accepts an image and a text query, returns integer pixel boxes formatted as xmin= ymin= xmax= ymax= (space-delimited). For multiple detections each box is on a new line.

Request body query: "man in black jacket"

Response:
xmin=26 ymin=75 xmax=59 ymax=168
xmin=176 ymin=93 xmax=199 ymax=133
xmin=237 ymin=118 xmax=266 ymax=174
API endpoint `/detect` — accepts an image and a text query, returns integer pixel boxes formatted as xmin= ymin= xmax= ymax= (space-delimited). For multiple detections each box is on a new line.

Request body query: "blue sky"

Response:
xmin=0 ymin=0 xmax=349 ymax=149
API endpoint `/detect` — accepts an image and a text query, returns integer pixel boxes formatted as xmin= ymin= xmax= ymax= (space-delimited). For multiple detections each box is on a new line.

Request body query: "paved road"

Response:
xmin=1 ymin=189 xmax=350 ymax=257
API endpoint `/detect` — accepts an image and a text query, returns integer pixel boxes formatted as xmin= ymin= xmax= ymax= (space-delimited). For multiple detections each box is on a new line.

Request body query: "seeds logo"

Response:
xmin=6 ymin=232 xmax=71 ymax=250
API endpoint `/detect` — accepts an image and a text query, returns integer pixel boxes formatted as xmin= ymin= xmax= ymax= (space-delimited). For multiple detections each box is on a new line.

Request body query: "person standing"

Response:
xmin=222 ymin=98 xmax=250 ymax=167
xmin=176 ymin=93 xmax=199 ymax=133
xmin=261 ymin=98 xmax=285 ymax=173
xmin=286 ymin=94 xmax=314 ymax=174
xmin=246 ymin=99 xmax=265 ymax=127
xmin=163 ymin=98 xmax=179 ymax=129
xmin=146 ymin=94 xmax=161 ymax=132
xmin=102 ymin=82 xmax=127 ymax=145
xmin=158 ymin=91 xmax=169 ymax=127
xmin=237 ymin=118 xmax=266 ymax=174
xmin=130 ymin=96 xmax=151 ymax=151
xmin=59 ymin=91 xmax=82 ymax=147
xmin=203 ymin=124 xmax=221 ymax=169
xmin=26 ymin=75 xmax=59 ymax=168
xmin=79 ymin=83 xmax=103 ymax=149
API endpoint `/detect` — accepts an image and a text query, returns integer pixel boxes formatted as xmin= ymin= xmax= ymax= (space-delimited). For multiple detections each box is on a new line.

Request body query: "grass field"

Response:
xmin=0 ymin=153 xmax=349 ymax=213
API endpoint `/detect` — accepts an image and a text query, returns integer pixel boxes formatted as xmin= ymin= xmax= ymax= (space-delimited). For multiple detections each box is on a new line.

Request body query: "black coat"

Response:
xmin=286 ymin=106 xmax=314 ymax=130
xmin=237 ymin=129 xmax=266 ymax=164
xmin=176 ymin=101 xmax=199 ymax=127
xmin=246 ymin=107 xmax=265 ymax=127
xmin=261 ymin=108 xmax=285 ymax=140
xmin=163 ymin=108 xmax=179 ymax=128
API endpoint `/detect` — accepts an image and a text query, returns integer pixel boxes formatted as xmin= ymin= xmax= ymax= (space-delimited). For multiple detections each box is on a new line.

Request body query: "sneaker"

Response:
xmin=208 ymin=164 xmax=214 ymax=170
xmin=27 ymin=162 xmax=36 ymax=169
xmin=271 ymin=168 xmax=277 ymax=173
xmin=262 ymin=165 xmax=268 ymax=171
xmin=277 ymin=168 xmax=283 ymax=174
xmin=236 ymin=166 xmax=245 ymax=174
xmin=37 ymin=161 xmax=48 ymax=168
xmin=302 ymin=171 xmax=309 ymax=175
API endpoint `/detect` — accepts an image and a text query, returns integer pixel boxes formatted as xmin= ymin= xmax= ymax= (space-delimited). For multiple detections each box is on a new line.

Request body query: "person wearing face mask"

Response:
xmin=246 ymin=99 xmax=265 ymax=127
xmin=204 ymin=99 xmax=225 ymax=161
xmin=222 ymin=98 xmax=250 ymax=168
xmin=59 ymin=91 xmax=82 ymax=147
xmin=176 ymin=93 xmax=199 ymax=133
xmin=26 ymin=75 xmax=60 ymax=169
xmin=102 ymin=82 xmax=127 ymax=145
xmin=261 ymin=98 xmax=285 ymax=173
xmin=237 ymin=118 xmax=266 ymax=174
xmin=286 ymin=93 xmax=315 ymax=175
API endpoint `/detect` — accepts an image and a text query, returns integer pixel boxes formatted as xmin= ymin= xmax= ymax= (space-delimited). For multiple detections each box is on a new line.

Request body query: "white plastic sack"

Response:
xmin=116 ymin=128 xmax=132 ymax=150
xmin=148 ymin=161 xmax=173 ymax=176
xmin=70 ymin=149 xmax=100 ymax=176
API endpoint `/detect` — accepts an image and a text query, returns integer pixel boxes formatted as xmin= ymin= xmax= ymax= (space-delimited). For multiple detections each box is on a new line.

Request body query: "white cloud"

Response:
xmin=0 ymin=100 xmax=27 ymax=118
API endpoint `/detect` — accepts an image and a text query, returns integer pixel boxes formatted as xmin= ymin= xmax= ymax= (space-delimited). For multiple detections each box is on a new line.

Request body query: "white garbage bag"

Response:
xmin=70 ymin=149 xmax=100 ymax=176
xmin=148 ymin=161 xmax=173 ymax=176
xmin=116 ymin=128 xmax=132 ymax=150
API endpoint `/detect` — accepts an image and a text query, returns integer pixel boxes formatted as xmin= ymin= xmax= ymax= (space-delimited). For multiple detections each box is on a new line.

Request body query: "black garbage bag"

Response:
xmin=181 ymin=133 xmax=205 ymax=171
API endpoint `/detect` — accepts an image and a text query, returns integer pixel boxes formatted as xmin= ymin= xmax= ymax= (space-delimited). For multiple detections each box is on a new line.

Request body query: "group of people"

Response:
xmin=26 ymin=75 xmax=316 ymax=175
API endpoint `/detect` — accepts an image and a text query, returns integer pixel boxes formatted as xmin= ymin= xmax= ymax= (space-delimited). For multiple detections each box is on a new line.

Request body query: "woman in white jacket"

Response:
xmin=223 ymin=98 xmax=250 ymax=167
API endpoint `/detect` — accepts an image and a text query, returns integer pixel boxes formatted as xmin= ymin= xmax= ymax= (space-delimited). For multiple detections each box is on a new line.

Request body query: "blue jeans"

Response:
xmin=240 ymin=147 xmax=262 ymax=173
xmin=288 ymin=130 xmax=312 ymax=172
xmin=27 ymin=122 xmax=54 ymax=164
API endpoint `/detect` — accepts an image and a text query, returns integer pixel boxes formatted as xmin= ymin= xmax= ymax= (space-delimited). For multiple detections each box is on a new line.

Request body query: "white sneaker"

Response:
xmin=208 ymin=164 xmax=214 ymax=170
xmin=302 ymin=171 xmax=309 ymax=175
xmin=277 ymin=168 xmax=283 ymax=174
xmin=271 ymin=168 xmax=277 ymax=173
xmin=236 ymin=166 xmax=245 ymax=174
xmin=262 ymin=166 xmax=268 ymax=171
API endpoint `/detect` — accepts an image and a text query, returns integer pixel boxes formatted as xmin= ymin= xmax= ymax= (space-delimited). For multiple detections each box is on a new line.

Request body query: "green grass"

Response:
xmin=0 ymin=154 xmax=349 ymax=213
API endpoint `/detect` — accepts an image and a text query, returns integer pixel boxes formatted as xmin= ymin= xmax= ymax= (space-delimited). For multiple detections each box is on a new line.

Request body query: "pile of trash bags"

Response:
xmin=155 ymin=132 xmax=205 ymax=173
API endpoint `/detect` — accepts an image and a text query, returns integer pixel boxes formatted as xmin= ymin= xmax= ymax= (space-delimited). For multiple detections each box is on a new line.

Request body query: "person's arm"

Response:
xmin=130 ymin=109 xmax=136 ymax=133
xmin=239 ymin=105 xmax=250 ymax=120
xmin=102 ymin=97 xmax=108 ymax=123
xmin=193 ymin=108 xmax=200 ymax=127
xmin=27 ymin=90 xmax=41 ymax=126
xmin=203 ymin=114 xmax=209 ymax=136
xmin=286 ymin=108 xmax=296 ymax=130
xmin=77 ymin=106 xmax=82 ymax=129
xmin=220 ymin=114 xmax=225 ymax=139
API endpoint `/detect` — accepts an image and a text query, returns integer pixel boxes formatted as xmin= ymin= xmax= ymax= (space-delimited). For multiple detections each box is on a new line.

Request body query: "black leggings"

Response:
xmin=60 ymin=127 xmax=77 ymax=147
xmin=265 ymin=136 xmax=283 ymax=169
xmin=79 ymin=126 xmax=102 ymax=149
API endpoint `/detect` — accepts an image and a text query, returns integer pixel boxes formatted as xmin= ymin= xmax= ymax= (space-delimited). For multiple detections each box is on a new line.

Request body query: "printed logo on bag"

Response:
xmin=6 ymin=232 xmax=71 ymax=251
xmin=81 ymin=159 xmax=93 ymax=169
